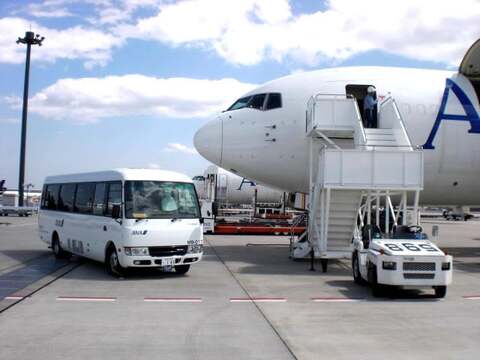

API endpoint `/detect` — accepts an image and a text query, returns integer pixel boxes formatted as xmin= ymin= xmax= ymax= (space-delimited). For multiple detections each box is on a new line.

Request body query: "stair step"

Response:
xmin=366 ymin=140 xmax=398 ymax=146
xmin=366 ymin=134 xmax=396 ymax=141
xmin=329 ymin=216 xmax=355 ymax=226
xmin=316 ymin=215 xmax=357 ymax=223
xmin=327 ymin=231 xmax=354 ymax=240
xmin=364 ymin=128 xmax=394 ymax=134
xmin=327 ymin=242 xmax=353 ymax=249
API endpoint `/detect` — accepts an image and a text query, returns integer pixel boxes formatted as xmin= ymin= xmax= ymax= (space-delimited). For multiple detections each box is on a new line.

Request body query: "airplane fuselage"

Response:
xmin=195 ymin=66 xmax=480 ymax=205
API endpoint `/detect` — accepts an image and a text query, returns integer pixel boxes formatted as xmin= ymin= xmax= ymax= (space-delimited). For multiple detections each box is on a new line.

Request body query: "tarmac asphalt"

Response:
xmin=0 ymin=215 xmax=479 ymax=359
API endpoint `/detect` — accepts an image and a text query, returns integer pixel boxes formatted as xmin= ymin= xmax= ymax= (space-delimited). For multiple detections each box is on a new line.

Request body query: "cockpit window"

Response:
xmin=227 ymin=96 xmax=253 ymax=111
xmin=266 ymin=93 xmax=282 ymax=110
xmin=249 ymin=94 xmax=266 ymax=109
xmin=226 ymin=92 xmax=282 ymax=112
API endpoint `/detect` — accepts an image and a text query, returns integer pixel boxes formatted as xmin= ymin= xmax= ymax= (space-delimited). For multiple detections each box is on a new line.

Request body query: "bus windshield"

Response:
xmin=125 ymin=181 xmax=200 ymax=219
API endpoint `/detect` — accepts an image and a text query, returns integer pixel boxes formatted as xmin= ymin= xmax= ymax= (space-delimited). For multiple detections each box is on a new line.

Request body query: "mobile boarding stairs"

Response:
xmin=290 ymin=94 xmax=424 ymax=272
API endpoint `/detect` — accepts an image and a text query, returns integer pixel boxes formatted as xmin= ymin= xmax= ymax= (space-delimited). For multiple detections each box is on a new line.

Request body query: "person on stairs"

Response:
xmin=363 ymin=86 xmax=378 ymax=128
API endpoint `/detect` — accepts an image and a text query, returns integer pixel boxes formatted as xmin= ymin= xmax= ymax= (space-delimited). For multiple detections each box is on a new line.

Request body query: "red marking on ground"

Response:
xmin=144 ymin=297 xmax=202 ymax=302
xmin=230 ymin=297 xmax=287 ymax=302
xmin=56 ymin=296 xmax=116 ymax=302
xmin=311 ymin=297 xmax=364 ymax=302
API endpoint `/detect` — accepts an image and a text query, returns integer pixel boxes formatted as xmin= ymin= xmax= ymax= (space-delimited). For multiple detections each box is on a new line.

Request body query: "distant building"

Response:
xmin=0 ymin=190 xmax=41 ymax=207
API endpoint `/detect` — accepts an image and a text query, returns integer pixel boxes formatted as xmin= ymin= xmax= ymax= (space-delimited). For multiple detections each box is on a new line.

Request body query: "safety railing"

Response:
xmin=289 ymin=212 xmax=307 ymax=254
xmin=379 ymin=95 xmax=414 ymax=150
xmin=307 ymin=94 xmax=362 ymax=135
xmin=317 ymin=148 xmax=424 ymax=190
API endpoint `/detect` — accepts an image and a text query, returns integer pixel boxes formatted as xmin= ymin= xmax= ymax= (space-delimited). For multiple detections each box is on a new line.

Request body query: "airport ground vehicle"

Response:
xmin=38 ymin=169 xmax=203 ymax=276
xmin=442 ymin=209 xmax=474 ymax=221
xmin=352 ymin=225 xmax=452 ymax=298
xmin=0 ymin=205 xmax=34 ymax=216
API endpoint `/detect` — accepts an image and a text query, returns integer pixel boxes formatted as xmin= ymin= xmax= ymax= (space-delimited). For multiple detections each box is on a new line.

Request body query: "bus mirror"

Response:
xmin=111 ymin=204 xmax=121 ymax=219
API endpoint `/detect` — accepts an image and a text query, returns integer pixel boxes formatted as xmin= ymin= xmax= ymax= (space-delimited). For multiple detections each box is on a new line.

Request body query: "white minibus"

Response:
xmin=38 ymin=169 xmax=203 ymax=276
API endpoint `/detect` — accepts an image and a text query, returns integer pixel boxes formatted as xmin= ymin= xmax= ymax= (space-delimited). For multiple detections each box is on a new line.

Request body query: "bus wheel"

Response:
xmin=52 ymin=234 xmax=71 ymax=259
xmin=174 ymin=265 xmax=190 ymax=275
xmin=434 ymin=286 xmax=447 ymax=298
xmin=106 ymin=247 xmax=125 ymax=277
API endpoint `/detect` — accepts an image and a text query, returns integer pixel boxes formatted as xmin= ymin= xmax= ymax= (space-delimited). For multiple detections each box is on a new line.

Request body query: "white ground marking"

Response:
xmin=311 ymin=297 xmax=364 ymax=302
xmin=3 ymin=296 xmax=29 ymax=300
xmin=229 ymin=298 xmax=287 ymax=303
xmin=144 ymin=297 xmax=203 ymax=303
xmin=56 ymin=296 xmax=116 ymax=302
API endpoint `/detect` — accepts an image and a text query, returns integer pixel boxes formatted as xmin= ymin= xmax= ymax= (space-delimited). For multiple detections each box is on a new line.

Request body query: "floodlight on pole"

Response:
xmin=16 ymin=31 xmax=44 ymax=207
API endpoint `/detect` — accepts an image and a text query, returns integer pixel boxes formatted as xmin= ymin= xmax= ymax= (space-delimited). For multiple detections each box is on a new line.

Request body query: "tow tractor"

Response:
xmin=352 ymin=224 xmax=452 ymax=298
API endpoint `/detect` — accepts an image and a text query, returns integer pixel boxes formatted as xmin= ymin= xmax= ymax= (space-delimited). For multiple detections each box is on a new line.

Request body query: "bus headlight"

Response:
xmin=124 ymin=247 xmax=149 ymax=256
xmin=188 ymin=244 xmax=203 ymax=254
xmin=382 ymin=261 xmax=397 ymax=270
xmin=441 ymin=262 xmax=451 ymax=271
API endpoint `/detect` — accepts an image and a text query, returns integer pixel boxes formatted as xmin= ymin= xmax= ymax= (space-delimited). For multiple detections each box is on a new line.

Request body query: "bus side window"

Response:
xmin=44 ymin=184 xmax=60 ymax=210
xmin=74 ymin=183 xmax=96 ymax=214
xmin=58 ymin=184 xmax=76 ymax=212
xmin=105 ymin=182 xmax=122 ymax=217
xmin=93 ymin=183 xmax=107 ymax=216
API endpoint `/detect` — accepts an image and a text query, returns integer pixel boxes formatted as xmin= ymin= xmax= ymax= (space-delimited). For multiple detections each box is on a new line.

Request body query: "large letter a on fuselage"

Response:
xmin=423 ymin=78 xmax=480 ymax=150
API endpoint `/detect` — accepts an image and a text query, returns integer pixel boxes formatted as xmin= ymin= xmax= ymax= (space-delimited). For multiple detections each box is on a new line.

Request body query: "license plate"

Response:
xmin=162 ymin=257 xmax=175 ymax=266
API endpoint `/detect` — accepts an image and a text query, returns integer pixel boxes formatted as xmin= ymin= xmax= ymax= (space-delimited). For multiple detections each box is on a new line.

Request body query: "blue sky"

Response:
xmin=0 ymin=0 xmax=478 ymax=190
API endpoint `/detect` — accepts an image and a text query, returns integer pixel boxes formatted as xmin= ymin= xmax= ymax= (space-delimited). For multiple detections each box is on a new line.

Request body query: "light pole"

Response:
xmin=16 ymin=31 xmax=44 ymax=207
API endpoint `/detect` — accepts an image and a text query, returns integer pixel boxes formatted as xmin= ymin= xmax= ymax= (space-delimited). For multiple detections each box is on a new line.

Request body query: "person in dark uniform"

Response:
xmin=363 ymin=86 xmax=377 ymax=128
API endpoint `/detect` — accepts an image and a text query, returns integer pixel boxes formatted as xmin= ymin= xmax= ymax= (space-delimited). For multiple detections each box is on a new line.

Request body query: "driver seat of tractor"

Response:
xmin=362 ymin=224 xmax=382 ymax=249
xmin=392 ymin=225 xmax=420 ymax=239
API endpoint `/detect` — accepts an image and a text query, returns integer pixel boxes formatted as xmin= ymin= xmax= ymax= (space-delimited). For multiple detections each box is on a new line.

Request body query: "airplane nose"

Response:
xmin=194 ymin=117 xmax=223 ymax=165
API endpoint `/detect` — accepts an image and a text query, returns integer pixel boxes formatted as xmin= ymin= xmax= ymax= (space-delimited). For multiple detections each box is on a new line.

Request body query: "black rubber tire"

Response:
xmin=352 ymin=252 xmax=366 ymax=285
xmin=174 ymin=264 xmax=190 ymax=275
xmin=434 ymin=286 xmax=447 ymax=298
xmin=106 ymin=247 xmax=125 ymax=277
xmin=368 ymin=265 xmax=383 ymax=297
xmin=320 ymin=259 xmax=328 ymax=273
xmin=52 ymin=234 xmax=71 ymax=259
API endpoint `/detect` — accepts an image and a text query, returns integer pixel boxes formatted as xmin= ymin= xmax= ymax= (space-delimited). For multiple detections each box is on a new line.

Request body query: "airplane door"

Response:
xmin=346 ymin=84 xmax=378 ymax=127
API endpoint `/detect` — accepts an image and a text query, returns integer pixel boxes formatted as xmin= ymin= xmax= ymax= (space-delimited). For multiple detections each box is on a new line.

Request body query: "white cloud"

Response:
xmin=3 ymin=0 xmax=479 ymax=69
xmin=0 ymin=17 xmax=124 ymax=68
xmin=8 ymin=74 xmax=255 ymax=122
xmin=121 ymin=0 xmax=480 ymax=67
xmin=26 ymin=0 xmax=73 ymax=18
xmin=163 ymin=143 xmax=198 ymax=155
xmin=93 ymin=0 xmax=161 ymax=25
xmin=147 ymin=163 xmax=161 ymax=169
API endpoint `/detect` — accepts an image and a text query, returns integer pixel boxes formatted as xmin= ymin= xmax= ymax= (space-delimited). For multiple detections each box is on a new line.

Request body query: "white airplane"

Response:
xmin=193 ymin=165 xmax=285 ymax=205
xmin=194 ymin=39 xmax=480 ymax=206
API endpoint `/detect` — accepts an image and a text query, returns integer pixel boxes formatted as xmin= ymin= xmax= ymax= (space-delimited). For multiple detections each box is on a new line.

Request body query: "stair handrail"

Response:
xmin=352 ymin=100 xmax=367 ymax=147
xmin=379 ymin=94 xmax=414 ymax=150
xmin=289 ymin=212 xmax=307 ymax=251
